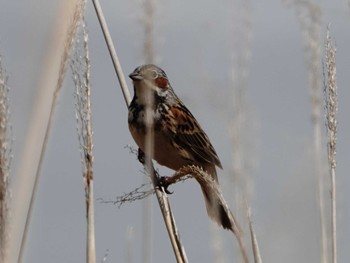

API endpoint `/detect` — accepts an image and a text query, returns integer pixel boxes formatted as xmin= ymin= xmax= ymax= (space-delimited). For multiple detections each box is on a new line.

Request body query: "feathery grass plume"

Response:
xmin=229 ymin=0 xmax=254 ymax=206
xmin=11 ymin=1 xmax=84 ymax=262
xmin=229 ymin=0 xmax=258 ymax=262
xmin=0 ymin=55 xmax=13 ymax=263
xmin=323 ymin=27 xmax=337 ymax=263
xmin=92 ymin=1 xmax=188 ymax=262
xmin=71 ymin=14 xmax=96 ymax=263
xmin=286 ymin=2 xmax=329 ymax=262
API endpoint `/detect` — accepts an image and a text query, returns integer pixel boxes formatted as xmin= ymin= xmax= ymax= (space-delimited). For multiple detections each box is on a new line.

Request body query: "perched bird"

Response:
xmin=128 ymin=64 xmax=232 ymax=230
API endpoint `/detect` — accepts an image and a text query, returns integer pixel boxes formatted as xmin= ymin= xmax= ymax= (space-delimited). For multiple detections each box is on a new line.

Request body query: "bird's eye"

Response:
xmin=150 ymin=70 xmax=158 ymax=79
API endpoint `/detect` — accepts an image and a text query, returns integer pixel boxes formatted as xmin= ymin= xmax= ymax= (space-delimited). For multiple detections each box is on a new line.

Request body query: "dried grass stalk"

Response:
xmin=246 ymin=204 xmax=262 ymax=263
xmin=71 ymin=14 xmax=96 ymax=263
xmin=324 ymin=27 xmax=338 ymax=263
xmin=141 ymin=1 xmax=156 ymax=261
xmin=0 ymin=56 xmax=13 ymax=263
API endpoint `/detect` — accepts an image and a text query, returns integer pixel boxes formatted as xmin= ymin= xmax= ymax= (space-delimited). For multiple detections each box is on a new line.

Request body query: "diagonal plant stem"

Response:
xmin=92 ymin=1 xmax=187 ymax=262
xmin=91 ymin=0 xmax=131 ymax=107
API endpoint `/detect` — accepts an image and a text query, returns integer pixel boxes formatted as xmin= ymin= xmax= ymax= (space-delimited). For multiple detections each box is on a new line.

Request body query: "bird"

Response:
xmin=128 ymin=64 xmax=232 ymax=230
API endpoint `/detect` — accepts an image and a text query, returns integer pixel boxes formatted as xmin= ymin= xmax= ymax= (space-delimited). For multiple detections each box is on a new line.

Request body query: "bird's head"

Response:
xmin=129 ymin=64 xmax=170 ymax=93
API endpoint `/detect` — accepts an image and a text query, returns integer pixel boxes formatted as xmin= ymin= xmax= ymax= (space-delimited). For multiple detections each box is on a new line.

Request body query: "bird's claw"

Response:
xmin=158 ymin=176 xmax=173 ymax=194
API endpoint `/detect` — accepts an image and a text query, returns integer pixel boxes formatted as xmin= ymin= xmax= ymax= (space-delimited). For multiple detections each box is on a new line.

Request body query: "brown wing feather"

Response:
xmin=167 ymin=104 xmax=222 ymax=169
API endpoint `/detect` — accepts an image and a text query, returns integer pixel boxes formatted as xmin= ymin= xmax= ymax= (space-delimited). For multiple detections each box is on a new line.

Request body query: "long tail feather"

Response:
xmin=198 ymin=166 xmax=240 ymax=234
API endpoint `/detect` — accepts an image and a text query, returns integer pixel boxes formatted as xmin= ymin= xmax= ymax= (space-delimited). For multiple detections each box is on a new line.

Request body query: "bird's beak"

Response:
xmin=129 ymin=72 xmax=143 ymax=81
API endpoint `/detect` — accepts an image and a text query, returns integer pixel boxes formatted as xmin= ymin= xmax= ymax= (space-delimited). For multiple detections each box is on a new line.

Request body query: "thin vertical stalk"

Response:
xmin=71 ymin=16 xmax=96 ymax=263
xmin=324 ymin=27 xmax=337 ymax=263
xmin=141 ymin=0 xmax=156 ymax=262
xmin=0 ymin=56 xmax=12 ymax=263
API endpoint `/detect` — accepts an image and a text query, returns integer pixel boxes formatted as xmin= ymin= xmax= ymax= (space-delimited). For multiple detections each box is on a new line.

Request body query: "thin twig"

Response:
xmin=100 ymin=182 xmax=154 ymax=207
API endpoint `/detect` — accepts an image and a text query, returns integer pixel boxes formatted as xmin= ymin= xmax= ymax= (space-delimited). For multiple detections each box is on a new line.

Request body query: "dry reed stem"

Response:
xmin=324 ymin=27 xmax=337 ymax=263
xmin=144 ymin=164 xmax=188 ymax=263
xmin=71 ymin=14 xmax=96 ymax=263
xmin=246 ymin=203 xmax=262 ymax=263
xmin=92 ymin=0 xmax=131 ymax=107
xmin=9 ymin=1 xmax=83 ymax=262
xmin=92 ymin=1 xmax=187 ymax=262
xmin=0 ymin=56 xmax=12 ymax=263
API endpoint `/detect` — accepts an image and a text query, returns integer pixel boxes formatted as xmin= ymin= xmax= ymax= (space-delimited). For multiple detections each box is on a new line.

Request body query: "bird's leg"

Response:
xmin=137 ymin=148 xmax=145 ymax=164
xmin=158 ymin=167 xmax=192 ymax=194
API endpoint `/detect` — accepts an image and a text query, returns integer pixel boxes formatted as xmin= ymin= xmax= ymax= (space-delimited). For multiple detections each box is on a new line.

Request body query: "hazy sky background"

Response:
xmin=1 ymin=0 xmax=350 ymax=262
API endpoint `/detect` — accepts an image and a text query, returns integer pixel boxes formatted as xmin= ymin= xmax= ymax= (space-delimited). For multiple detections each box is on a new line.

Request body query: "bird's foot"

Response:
xmin=158 ymin=176 xmax=173 ymax=194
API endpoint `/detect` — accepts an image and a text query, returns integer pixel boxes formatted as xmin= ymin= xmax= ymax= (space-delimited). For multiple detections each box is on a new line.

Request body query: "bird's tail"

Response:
xmin=198 ymin=166 xmax=240 ymax=234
